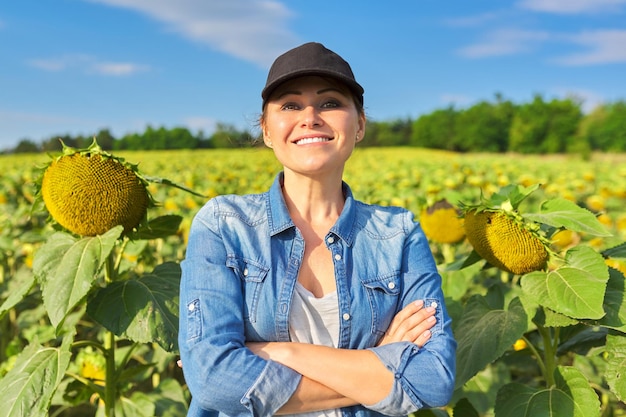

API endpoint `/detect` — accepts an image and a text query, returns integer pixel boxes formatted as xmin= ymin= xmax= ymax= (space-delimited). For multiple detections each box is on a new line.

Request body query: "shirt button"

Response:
xmin=388 ymin=282 xmax=396 ymax=289
xmin=327 ymin=236 xmax=335 ymax=244
xmin=334 ymin=254 xmax=342 ymax=261
xmin=243 ymin=268 xmax=248 ymax=276
xmin=430 ymin=301 xmax=438 ymax=309
xmin=188 ymin=303 xmax=195 ymax=312
xmin=342 ymin=313 xmax=351 ymax=321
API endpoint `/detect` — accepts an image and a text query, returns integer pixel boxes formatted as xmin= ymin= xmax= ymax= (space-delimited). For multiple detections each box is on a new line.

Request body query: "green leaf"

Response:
xmin=603 ymin=242 xmax=626 ymax=259
xmin=0 ymin=267 xmax=36 ymax=320
xmin=595 ymin=267 xmax=626 ymax=332
xmin=440 ymin=262 xmax=481 ymax=301
xmin=0 ymin=336 xmax=73 ymax=417
xmin=605 ymin=333 xmax=626 ymax=402
xmin=461 ymin=362 xmax=512 ymax=415
xmin=87 ymin=262 xmax=180 ymax=352
xmin=502 ymin=183 xmax=540 ymax=210
xmin=33 ymin=227 xmax=123 ymax=328
xmin=129 ymin=214 xmax=182 ymax=240
xmin=521 ymin=246 xmax=609 ymax=319
xmin=451 ymin=398 xmax=480 ymax=417
xmin=494 ymin=366 xmax=600 ymax=417
xmin=524 ymin=198 xmax=612 ymax=236
xmin=114 ymin=392 xmax=155 ymax=417
xmin=149 ymin=378 xmax=189 ymax=417
xmin=454 ymin=296 xmax=528 ymax=389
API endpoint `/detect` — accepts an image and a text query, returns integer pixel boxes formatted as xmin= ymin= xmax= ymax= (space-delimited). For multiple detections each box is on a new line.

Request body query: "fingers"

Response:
xmin=379 ymin=300 xmax=438 ymax=347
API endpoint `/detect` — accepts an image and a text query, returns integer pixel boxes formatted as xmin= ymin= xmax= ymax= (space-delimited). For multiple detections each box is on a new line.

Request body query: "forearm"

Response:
xmin=253 ymin=342 xmax=394 ymax=406
xmin=275 ymin=374 xmax=357 ymax=414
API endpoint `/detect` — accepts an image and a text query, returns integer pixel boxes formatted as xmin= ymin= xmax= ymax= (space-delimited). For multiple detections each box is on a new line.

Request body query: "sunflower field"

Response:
xmin=0 ymin=145 xmax=625 ymax=417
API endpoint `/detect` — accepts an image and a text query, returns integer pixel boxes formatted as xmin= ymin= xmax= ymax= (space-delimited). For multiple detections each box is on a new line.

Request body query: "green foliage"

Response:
xmin=5 ymin=97 xmax=626 ymax=155
xmin=2 ymin=147 xmax=626 ymax=416
xmin=494 ymin=366 xmax=600 ymax=417
xmin=452 ymin=184 xmax=625 ymax=417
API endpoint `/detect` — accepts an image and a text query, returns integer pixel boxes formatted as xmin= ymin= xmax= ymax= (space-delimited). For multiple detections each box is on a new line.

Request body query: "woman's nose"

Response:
xmin=301 ymin=106 xmax=322 ymax=128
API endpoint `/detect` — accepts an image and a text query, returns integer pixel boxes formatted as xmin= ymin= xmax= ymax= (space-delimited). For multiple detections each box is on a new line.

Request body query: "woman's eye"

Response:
xmin=281 ymin=103 xmax=299 ymax=111
xmin=321 ymin=100 xmax=340 ymax=109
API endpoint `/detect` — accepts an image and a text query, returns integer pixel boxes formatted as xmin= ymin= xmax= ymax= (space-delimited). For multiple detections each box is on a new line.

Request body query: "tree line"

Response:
xmin=7 ymin=94 xmax=626 ymax=155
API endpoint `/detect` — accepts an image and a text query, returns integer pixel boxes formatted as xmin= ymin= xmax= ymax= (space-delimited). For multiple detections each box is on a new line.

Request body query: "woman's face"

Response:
xmin=261 ymin=76 xmax=365 ymax=179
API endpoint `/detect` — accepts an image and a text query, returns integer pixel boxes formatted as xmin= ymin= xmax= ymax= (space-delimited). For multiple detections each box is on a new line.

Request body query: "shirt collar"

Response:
xmin=266 ymin=172 xmax=357 ymax=246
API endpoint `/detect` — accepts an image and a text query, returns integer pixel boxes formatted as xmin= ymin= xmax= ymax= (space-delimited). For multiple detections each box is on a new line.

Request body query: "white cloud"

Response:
xmin=518 ymin=0 xmax=626 ymax=14
xmin=443 ymin=12 xmax=502 ymax=28
xmin=550 ymin=88 xmax=605 ymax=113
xmin=458 ymin=29 xmax=550 ymax=58
xmin=27 ymin=54 xmax=150 ymax=76
xmin=82 ymin=0 xmax=298 ymax=67
xmin=90 ymin=62 xmax=150 ymax=76
xmin=439 ymin=94 xmax=473 ymax=107
xmin=183 ymin=116 xmax=217 ymax=134
xmin=554 ymin=30 xmax=626 ymax=65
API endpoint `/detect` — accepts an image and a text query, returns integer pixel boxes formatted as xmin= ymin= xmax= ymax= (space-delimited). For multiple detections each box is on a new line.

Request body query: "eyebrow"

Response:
xmin=275 ymin=87 xmax=345 ymax=100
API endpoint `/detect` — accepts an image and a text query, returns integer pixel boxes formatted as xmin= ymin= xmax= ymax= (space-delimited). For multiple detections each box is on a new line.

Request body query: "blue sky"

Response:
xmin=2 ymin=0 xmax=626 ymax=150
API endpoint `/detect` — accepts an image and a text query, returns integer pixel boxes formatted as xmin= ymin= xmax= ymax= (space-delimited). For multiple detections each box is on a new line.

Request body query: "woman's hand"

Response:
xmin=377 ymin=300 xmax=436 ymax=347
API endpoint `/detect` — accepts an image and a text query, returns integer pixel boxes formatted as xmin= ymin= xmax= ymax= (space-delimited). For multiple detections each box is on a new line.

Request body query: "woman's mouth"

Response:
xmin=295 ymin=137 xmax=332 ymax=145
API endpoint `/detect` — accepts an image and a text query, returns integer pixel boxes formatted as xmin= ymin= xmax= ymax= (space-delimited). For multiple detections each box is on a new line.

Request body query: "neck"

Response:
xmin=281 ymin=171 xmax=345 ymax=226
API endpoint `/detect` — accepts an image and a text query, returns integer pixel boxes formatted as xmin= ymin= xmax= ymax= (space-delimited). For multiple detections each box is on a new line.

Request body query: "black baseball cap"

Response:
xmin=262 ymin=42 xmax=364 ymax=107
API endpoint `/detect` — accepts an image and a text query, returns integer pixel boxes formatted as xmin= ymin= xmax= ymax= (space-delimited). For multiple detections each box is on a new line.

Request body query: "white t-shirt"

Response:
xmin=282 ymin=282 xmax=341 ymax=417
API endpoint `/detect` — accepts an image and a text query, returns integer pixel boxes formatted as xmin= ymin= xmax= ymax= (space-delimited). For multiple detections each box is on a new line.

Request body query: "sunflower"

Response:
xmin=39 ymin=139 xmax=152 ymax=236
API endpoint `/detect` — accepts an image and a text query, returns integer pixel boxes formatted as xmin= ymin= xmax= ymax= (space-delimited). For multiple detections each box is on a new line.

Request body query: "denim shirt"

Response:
xmin=179 ymin=174 xmax=456 ymax=417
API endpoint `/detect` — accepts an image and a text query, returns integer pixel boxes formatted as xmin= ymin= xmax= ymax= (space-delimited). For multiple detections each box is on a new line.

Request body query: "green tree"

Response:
xmin=509 ymin=95 xmax=549 ymax=153
xmin=583 ymin=101 xmax=626 ymax=152
xmin=455 ymin=96 xmax=515 ymax=152
xmin=13 ymin=139 xmax=40 ymax=153
xmin=209 ymin=123 xmax=256 ymax=148
xmin=509 ymin=95 xmax=582 ymax=154
xmin=411 ymin=106 xmax=458 ymax=150
xmin=542 ymin=97 xmax=582 ymax=153
xmin=94 ymin=128 xmax=116 ymax=150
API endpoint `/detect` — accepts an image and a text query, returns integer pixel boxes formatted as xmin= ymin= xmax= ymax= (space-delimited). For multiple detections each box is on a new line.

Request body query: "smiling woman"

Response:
xmin=178 ymin=42 xmax=456 ymax=417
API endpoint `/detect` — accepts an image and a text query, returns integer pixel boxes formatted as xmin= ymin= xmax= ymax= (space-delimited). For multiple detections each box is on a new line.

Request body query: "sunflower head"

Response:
xmin=463 ymin=209 xmax=549 ymax=275
xmin=39 ymin=139 xmax=152 ymax=236
xmin=420 ymin=199 xmax=466 ymax=244
xmin=460 ymin=184 xmax=551 ymax=275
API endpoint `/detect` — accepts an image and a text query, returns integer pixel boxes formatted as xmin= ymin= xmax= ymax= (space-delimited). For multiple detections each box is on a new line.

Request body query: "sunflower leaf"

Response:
xmin=495 ymin=366 xmax=600 ymax=417
xmin=521 ymin=246 xmax=609 ymax=319
xmin=524 ymin=198 xmax=612 ymax=236
xmin=87 ymin=262 xmax=180 ymax=352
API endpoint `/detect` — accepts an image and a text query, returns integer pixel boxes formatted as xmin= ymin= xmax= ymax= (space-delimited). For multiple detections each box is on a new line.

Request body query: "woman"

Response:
xmin=179 ymin=42 xmax=456 ymax=417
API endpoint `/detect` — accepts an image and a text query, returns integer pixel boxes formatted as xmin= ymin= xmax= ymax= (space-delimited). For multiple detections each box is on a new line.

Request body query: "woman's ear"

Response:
xmin=356 ymin=115 xmax=366 ymax=142
xmin=260 ymin=119 xmax=272 ymax=148
xmin=263 ymin=129 xmax=273 ymax=148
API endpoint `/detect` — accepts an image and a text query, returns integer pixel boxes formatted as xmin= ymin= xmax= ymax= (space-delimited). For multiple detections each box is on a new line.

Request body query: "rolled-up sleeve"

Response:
xmin=366 ymin=337 xmax=455 ymax=415
xmin=365 ymin=218 xmax=456 ymax=415
xmin=179 ymin=199 xmax=301 ymax=416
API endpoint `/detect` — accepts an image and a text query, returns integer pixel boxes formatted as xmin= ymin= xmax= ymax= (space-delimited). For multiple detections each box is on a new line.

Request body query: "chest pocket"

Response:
xmin=362 ymin=275 xmax=401 ymax=336
xmin=226 ymin=257 xmax=269 ymax=323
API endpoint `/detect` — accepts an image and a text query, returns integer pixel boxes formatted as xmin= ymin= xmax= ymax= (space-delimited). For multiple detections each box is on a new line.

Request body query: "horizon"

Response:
xmin=2 ymin=0 xmax=625 ymax=151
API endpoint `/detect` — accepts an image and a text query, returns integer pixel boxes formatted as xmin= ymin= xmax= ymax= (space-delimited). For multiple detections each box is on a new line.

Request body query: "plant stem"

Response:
xmin=537 ymin=323 xmax=558 ymax=387
xmin=103 ymin=249 xmax=119 ymax=416
xmin=104 ymin=330 xmax=116 ymax=417
xmin=522 ymin=335 xmax=548 ymax=382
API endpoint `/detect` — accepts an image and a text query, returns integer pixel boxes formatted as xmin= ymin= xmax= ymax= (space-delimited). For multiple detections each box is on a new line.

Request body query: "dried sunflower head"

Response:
xmin=39 ymin=139 xmax=152 ymax=236
xmin=460 ymin=184 xmax=552 ymax=275
xmin=463 ymin=208 xmax=549 ymax=275
xmin=420 ymin=199 xmax=465 ymax=244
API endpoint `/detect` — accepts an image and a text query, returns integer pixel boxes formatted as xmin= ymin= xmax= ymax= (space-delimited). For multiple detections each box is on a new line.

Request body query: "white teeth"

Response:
xmin=296 ymin=137 xmax=330 ymax=145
